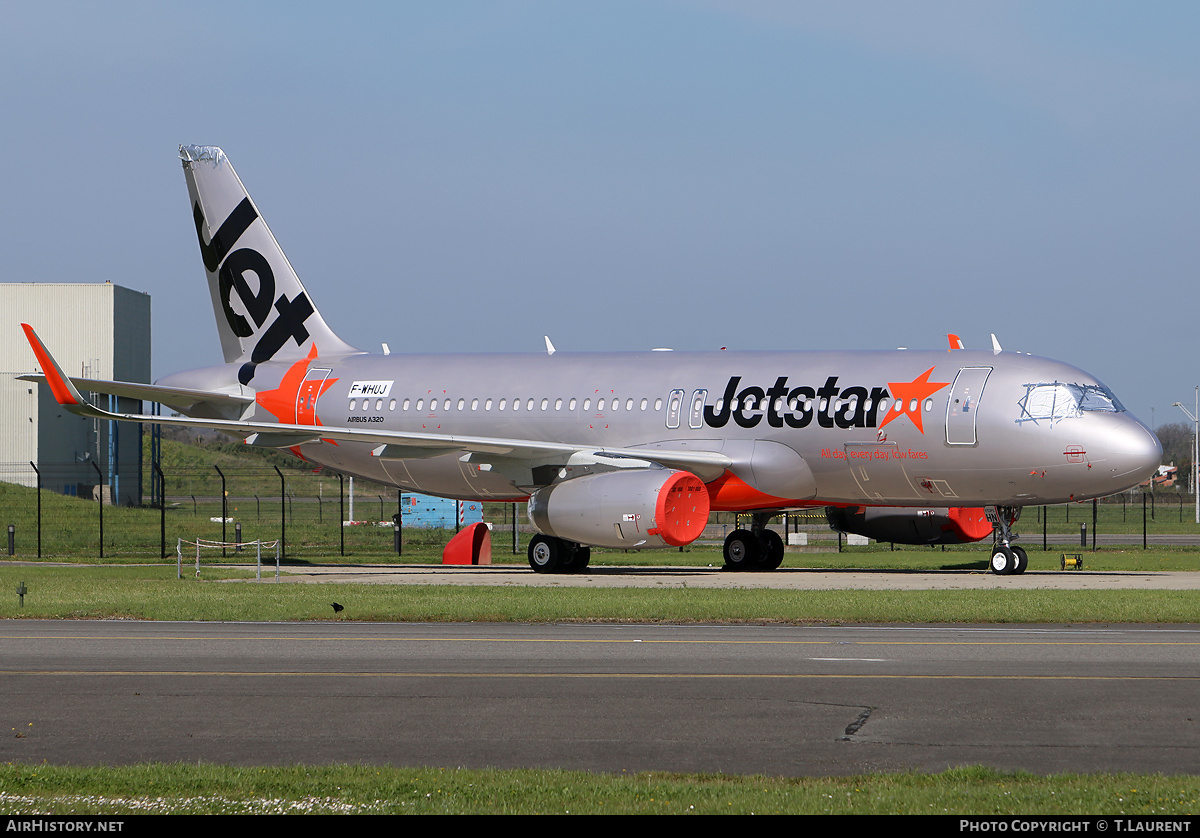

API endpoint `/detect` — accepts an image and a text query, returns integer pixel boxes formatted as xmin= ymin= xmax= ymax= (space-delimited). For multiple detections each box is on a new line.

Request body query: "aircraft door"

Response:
xmin=296 ymin=368 xmax=333 ymax=425
xmin=945 ymin=367 xmax=992 ymax=445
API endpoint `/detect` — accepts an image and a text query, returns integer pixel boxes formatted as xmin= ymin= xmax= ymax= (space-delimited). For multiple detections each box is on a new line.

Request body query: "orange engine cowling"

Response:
xmin=528 ymin=469 xmax=710 ymax=549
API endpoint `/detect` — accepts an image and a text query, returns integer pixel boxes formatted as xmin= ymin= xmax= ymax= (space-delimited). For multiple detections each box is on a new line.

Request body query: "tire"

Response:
xmin=723 ymin=529 xmax=760 ymax=571
xmin=989 ymin=546 xmax=1015 ymax=575
xmin=528 ymin=534 xmax=564 ymax=573
xmin=572 ymin=545 xmax=591 ymax=571
xmin=758 ymin=529 xmax=785 ymax=570
xmin=1011 ymin=545 xmax=1028 ymax=575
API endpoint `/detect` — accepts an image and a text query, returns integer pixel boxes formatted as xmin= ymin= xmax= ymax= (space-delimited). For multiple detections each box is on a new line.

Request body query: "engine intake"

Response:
xmin=529 ymin=469 xmax=710 ymax=549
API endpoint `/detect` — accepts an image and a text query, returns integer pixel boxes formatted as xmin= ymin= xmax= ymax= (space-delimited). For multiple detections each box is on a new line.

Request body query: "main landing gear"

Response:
xmin=722 ymin=512 xmax=785 ymax=571
xmin=985 ymin=505 xmax=1028 ymax=575
xmin=528 ymin=534 xmax=591 ymax=574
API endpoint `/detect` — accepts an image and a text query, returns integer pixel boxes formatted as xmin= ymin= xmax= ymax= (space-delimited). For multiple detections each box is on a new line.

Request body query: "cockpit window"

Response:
xmin=1017 ymin=381 xmax=1125 ymax=426
xmin=1077 ymin=384 xmax=1124 ymax=413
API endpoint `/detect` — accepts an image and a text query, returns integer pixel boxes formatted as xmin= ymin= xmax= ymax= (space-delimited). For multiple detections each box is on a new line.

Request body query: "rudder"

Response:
xmin=179 ymin=145 xmax=358 ymax=385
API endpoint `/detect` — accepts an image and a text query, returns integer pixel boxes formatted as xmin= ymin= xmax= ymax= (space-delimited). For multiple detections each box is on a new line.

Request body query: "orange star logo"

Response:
xmin=879 ymin=366 xmax=949 ymax=434
xmin=255 ymin=345 xmax=339 ymax=427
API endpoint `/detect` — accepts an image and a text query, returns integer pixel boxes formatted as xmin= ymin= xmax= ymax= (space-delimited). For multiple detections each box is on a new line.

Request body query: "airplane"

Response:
xmin=20 ymin=145 xmax=1163 ymax=575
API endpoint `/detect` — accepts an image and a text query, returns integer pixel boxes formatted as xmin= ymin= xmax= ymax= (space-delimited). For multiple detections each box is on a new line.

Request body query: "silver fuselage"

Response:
xmin=161 ymin=346 xmax=1161 ymax=510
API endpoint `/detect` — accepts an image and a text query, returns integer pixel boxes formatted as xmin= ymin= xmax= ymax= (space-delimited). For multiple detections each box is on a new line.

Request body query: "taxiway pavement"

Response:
xmin=2 ymin=620 xmax=1197 ymax=777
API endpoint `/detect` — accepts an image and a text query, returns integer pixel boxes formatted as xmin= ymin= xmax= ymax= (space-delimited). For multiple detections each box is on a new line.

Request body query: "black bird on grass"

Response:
xmin=331 ymin=602 xmax=344 ymax=614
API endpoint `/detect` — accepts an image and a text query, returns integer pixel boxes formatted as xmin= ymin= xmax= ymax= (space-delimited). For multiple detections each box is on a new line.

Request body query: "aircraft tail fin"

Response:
xmin=179 ymin=145 xmax=359 ymax=385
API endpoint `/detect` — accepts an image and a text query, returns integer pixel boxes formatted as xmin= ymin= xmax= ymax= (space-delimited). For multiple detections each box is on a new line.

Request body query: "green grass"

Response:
xmin=0 ymin=764 xmax=1196 ymax=814
xmin=1 ymin=564 xmax=1198 ymax=623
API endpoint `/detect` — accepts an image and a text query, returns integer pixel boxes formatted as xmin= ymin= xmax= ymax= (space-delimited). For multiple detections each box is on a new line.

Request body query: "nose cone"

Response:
xmin=1106 ymin=416 xmax=1162 ymax=488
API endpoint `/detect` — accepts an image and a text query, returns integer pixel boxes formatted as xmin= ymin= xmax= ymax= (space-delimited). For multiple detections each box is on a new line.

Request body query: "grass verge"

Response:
xmin=0 ymin=564 xmax=1198 ymax=623
xmin=1 ymin=764 xmax=1198 ymax=815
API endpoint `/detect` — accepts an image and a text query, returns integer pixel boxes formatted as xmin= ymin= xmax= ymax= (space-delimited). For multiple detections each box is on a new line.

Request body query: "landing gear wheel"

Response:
xmin=1011 ymin=545 xmax=1028 ymax=575
xmin=571 ymin=545 xmax=591 ymax=572
xmin=989 ymin=545 xmax=1015 ymax=575
xmin=528 ymin=534 xmax=564 ymax=573
xmin=759 ymin=529 xmax=785 ymax=570
xmin=723 ymin=529 xmax=760 ymax=571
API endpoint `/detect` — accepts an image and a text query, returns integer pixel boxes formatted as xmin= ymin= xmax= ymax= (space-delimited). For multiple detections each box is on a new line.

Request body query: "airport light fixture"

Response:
xmin=1171 ymin=386 xmax=1199 ymax=525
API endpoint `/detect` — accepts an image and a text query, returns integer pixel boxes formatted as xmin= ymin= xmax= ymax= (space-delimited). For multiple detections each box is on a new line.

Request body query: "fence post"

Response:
xmin=155 ymin=462 xmax=165 ymax=558
xmin=90 ymin=461 xmax=103 ymax=559
xmin=338 ymin=473 xmax=345 ymax=557
xmin=214 ymin=465 xmax=226 ymax=558
xmin=275 ymin=466 xmax=286 ymax=561
xmin=29 ymin=462 xmax=41 ymax=559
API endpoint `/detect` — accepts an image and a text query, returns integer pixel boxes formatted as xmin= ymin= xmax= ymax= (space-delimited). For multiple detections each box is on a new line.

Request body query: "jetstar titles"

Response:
xmin=703 ymin=370 xmax=949 ymax=433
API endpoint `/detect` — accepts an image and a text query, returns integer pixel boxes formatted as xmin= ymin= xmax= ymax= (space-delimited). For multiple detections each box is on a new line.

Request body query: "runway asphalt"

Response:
xmin=4 ymin=561 xmax=1198 ymax=777
xmin=2 ymin=620 xmax=1197 ymax=777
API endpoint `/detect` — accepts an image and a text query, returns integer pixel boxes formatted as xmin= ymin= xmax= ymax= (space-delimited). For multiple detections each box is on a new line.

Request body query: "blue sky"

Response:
xmin=3 ymin=1 xmax=1198 ymax=428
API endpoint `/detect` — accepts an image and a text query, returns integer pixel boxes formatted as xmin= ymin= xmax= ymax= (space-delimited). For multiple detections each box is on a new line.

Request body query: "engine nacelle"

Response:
xmin=825 ymin=506 xmax=993 ymax=545
xmin=528 ymin=469 xmax=710 ymax=549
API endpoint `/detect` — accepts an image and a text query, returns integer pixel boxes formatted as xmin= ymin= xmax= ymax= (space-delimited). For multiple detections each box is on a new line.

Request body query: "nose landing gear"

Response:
xmin=985 ymin=506 xmax=1028 ymax=575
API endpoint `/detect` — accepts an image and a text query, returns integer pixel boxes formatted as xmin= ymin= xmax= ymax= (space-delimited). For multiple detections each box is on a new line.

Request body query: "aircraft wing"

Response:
xmin=21 ymin=325 xmax=732 ymax=481
xmin=16 ymin=374 xmax=254 ymax=413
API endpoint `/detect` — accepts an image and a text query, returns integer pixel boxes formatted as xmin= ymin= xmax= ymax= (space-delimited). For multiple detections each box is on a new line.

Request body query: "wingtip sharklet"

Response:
xmin=20 ymin=323 xmax=87 ymax=408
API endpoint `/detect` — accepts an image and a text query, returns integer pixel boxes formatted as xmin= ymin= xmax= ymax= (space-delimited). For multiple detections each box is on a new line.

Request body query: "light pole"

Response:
xmin=1172 ymin=386 xmax=1199 ymax=525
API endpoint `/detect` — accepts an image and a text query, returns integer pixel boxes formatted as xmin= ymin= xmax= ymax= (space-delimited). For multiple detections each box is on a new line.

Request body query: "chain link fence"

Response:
xmin=0 ymin=461 xmax=1195 ymax=560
